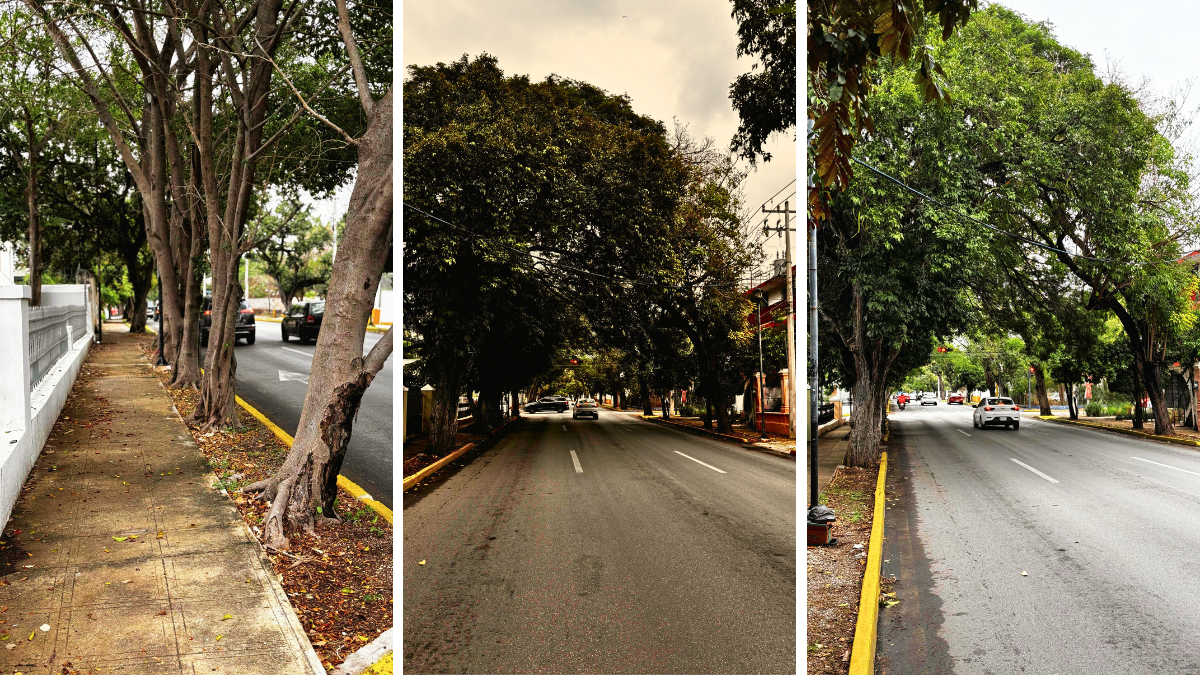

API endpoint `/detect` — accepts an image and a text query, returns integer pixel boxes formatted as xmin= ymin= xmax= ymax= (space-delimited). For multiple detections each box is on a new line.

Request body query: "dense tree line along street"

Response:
xmin=810 ymin=1 xmax=1200 ymax=673
xmin=404 ymin=2 xmax=796 ymax=672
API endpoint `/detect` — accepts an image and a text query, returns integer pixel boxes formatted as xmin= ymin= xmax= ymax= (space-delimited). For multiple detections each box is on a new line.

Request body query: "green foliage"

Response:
xmin=730 ymin=0 xmax=796 ymax=163
xmin=252 ymin=201 xmax=334 ymax=311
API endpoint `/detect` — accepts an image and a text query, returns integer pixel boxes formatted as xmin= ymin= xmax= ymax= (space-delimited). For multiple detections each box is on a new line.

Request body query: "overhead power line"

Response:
xmin=852 ymin=157 xmax=1173 ymax=268
xmin=763 ymin=178 xmax=797 ymax=207
xmin=402 ymin=202 xmax=767 ymax=291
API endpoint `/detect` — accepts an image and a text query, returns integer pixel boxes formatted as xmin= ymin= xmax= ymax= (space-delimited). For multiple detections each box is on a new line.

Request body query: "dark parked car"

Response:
xmin=281 ymin=301 xmax=324 ymax=344
xmin=199 ymin=297 xmax=256 ymax=347
xmin=573 ymin=398 xmax=599 ymax=419
xmin=525 ymin=396 xmax=569 ymax=414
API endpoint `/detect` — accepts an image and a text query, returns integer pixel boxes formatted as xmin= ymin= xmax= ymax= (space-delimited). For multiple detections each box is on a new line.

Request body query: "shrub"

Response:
xmin=1085 ymin=402 xmax=1102 ymax=417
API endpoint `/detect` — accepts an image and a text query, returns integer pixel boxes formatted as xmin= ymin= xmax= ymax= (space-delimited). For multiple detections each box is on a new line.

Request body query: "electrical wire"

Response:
xmin=402 ymin=202 xmax=768 ymax=291
xmin=852 ymin=157 xmax=1174 ymax=267
xmin=762 ymin=178 xmax=797 ymax=207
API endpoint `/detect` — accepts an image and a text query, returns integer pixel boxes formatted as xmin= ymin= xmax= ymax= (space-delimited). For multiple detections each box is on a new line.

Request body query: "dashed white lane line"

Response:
xmin=280 ymin=346 xmax=312 ymax=358
xmin=562 ymin=425 xmax=567 ymax=431
xmin=958 ymin=429 xmax=971 ymax=437
xmin=570 ymin=450 xmax=583 ymax=473
xmin=1010 ymin=458 xmax=1060 ymax=484
xmin=1130 ymin=456 xmax=1200 ymax=477
xmin=674 ymin=451 xmax=727 ymax=474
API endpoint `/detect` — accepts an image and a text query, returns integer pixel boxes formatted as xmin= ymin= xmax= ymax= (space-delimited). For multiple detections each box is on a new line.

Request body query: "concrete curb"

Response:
xmin=1040 ymin=415 xmax=1200 ymax=447
xmin=232 ymin=393 xmax=394 ymax=524
xmin=638 ymin=414 xmax=795 ymax=457
xmin=848 ymin=451 xmax=889 ymax=675
xmin=401 ymin=415 xmax=524 ymax=492
xmin=818 ymin=417 xmax=845 ymax=436
xmin=331 ymin=627 xmax=393 ymax=674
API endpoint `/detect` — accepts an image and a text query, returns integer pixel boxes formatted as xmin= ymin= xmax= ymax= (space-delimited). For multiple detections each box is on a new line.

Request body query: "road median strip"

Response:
xmin=848 ymin=451 xmax=888 ymax=675
xmin=639 ymin=414 xmax=794 ymax=455
xmin=402 ymin=415 xmax=524 ymax=492
xmin=1040 ymin=415 xmax=1200 ymax=448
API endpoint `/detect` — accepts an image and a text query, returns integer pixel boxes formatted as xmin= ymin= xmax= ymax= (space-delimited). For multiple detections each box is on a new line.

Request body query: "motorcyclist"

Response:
xmin=897 ymin=392 xmax=908 ymax=410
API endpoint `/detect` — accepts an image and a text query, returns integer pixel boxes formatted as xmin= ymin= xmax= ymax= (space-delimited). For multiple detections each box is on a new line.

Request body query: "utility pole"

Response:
xmin=761 ymin=200 xmax=797 ymax=439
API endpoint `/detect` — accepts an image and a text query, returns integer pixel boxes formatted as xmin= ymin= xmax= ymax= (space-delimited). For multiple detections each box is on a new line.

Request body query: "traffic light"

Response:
xmin=937 ymin=346 xmax=954 ymax=353
xmin=570 ymin=358 xmax=579 ymax=365
xmin=1029 ymin=366 xmax=1035 ymax=373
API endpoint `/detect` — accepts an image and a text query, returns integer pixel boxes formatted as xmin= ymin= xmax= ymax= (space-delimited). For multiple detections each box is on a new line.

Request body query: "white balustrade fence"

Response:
xmin=28 ymin=305 xmax=87 ymax=388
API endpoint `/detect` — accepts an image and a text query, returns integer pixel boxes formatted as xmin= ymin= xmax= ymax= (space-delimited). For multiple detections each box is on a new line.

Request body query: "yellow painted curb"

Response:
xmin=848 ymin=451 xmax=888 ymax=675
xmin=402 ymin=443 xmax=475 ymax=491
xmin=364 ymin=652 xmax=392 ymax=674
xmin=231 ymin=395 xmax=394 ymax=524
xmin=1041 ymin=416 xmax=1200 ymax=447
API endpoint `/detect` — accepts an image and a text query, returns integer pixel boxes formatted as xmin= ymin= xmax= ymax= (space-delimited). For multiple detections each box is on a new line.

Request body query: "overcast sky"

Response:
xmin=403 ymin=0 xmax=797 ymax=280
xmin=996 ymin=1 xmax=1200 ymax=149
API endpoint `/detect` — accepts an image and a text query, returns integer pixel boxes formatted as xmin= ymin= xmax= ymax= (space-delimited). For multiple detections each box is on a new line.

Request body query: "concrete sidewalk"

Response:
xmin=0 ymin=324 xmax=321 ymax=674
xmin=806 ymin=424 xmax=849 ymax=502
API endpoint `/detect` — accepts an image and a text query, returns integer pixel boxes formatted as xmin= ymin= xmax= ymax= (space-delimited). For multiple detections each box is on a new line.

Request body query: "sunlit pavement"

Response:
xmin=879 ymin=403 xmax=1200 ymax=674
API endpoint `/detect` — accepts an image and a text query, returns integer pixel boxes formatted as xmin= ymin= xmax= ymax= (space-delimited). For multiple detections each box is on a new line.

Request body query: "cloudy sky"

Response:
xmin=402 ymin=0 xmax=797 ymax=279
xmin=996 ymin=1 xmax=1200 ymax=150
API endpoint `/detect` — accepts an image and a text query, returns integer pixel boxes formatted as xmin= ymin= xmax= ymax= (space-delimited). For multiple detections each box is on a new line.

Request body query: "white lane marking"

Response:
xmin=1010 ymin=458 xmax=1060 ymax=484
xmin=1130 ymin=456 xmax=1200 ymax=477
xmin=674 ymin=451 xmax=727 ymax=474
xmin=281 ymin=346 xmax=312 ymax=358
xmin=1033 ymin=431 xmax=1050 ymax=436
xmin=277 ymin=370 xmax=309 ymax=383
xmin=957 ymin=429 xmax=971 ymax=437
xmin=570 ymin=450 xmax=583 ymax=473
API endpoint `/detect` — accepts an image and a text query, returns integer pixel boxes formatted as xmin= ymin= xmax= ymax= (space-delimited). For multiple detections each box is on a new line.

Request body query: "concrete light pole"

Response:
xmin=761 ymin=200 xmax=797 ymax=439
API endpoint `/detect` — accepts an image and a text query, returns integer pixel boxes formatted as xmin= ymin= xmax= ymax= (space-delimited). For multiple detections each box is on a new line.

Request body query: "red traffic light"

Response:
xmin=1029 ymin=366 xmax=1035 ymax=373
xmin=570 ymin=358 xmax=579 ymax=365
xmin=937 ymin=346 xmax=953 ymax=353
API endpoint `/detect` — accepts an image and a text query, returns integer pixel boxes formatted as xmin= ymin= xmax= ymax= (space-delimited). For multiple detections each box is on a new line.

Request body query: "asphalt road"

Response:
xmin=880 ymin=402 xmax=1200 ymax=674
xmin=219 ymin=320 xmax=394 ymax=509
xmin=403 ymin=409 xmax=796 ymax=674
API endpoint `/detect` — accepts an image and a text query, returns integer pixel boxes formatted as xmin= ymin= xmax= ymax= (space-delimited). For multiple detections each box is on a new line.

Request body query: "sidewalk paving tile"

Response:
xmin=0 ymin=326 xmax=319 ymax=674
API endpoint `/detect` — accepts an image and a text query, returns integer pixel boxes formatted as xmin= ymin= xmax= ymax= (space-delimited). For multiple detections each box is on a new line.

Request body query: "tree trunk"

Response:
xmin=26 ymin=143 xmax=40 ymax=308
xmin=660 ymin=389 xmax=670 ymax=419
xmin=845 ymin=364 xmax=890 ymax=467
xmin=241 ymin=81 xmax=393 ymax=549
xmin=1066 ymin=383 xmax=1078 ymax=420
xmin=1138 ymin=358 xmax=1172 ymax=435
xmin=985 ymin=365 xmax=995 ymax=397
xmin=1034 ymin=364 xmax=1051 ymax=416
xmin=1132 ymin=366 xmax=1143 ymax=430
xmin=640 ymin=375 xmax=653 ymax=416
xmin=477 ymin=388 xmax=503 ymax=434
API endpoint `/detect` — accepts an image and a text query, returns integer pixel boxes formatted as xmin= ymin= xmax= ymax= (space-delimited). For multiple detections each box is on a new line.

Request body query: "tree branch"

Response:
xmin=334 ymin=0 xmax=372 ymax=116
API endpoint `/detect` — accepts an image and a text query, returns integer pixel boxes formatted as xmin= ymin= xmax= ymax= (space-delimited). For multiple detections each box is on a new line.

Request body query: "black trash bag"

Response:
xmin=807 ymin=505 xmax=836 ymax=524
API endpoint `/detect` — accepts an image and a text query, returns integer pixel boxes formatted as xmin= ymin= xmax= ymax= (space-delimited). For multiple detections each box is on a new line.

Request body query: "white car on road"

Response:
xmin=920 ymin=392 xmax=938 ymax=406
xmin=974 ymin=397 xmax=1021 ymax=430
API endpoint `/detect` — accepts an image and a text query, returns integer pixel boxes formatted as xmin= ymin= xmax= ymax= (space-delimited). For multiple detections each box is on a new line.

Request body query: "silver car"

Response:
xmin=573 ymin=398 xmax=599 ymax=419
xmin=974 ymin=397 xmax=1021 ymax=430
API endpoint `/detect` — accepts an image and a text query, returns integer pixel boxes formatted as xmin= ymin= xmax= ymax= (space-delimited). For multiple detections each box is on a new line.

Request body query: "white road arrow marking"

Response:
xmin=278 ymin=370 xmax=309 ymax=384
xmin=674 ymin=451 xmax=727 ymax=474
xmin=1130 ymin=456 xmax=1200 ymax=477
xmin=1010 ymin=458 xmax=1059 ymax=484
xmin=570 ymin=450 xmax=583 ymax=473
